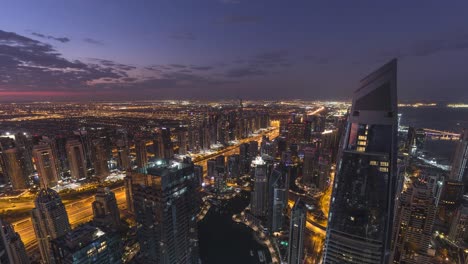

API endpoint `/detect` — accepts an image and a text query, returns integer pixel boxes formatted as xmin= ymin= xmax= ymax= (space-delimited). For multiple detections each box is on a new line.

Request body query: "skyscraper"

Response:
xmin=91 ymin=139 xmax=109 ymax=179
xmin=391 ymin=179 xmax=436 ymax=263
xmin=0 ymin=219 xmax=30 ymax=264
xmin=33 ymin=144 xmax=60 ymax=188
xmin=135 ymin=139 xmax=148 ymax=168
xmin=66 ymin=139 xmax=87 ymax=180
xmin=92 ymin=187 xmax=121 ymax=229
xmin=450 ymin=129 xmax=468 ymax=183
xmin=302 ymin=147 xmax=317 ymax=185
xmin=177 ymin=129 xmax=188 ymax=155
xmin=323 ymin=59 xmax=398 ymax=264
xmin=2 ymin=148 xmax=29 ymax=189
xmin=214 ymin=155 xmax=226 ymax=192
xmin=15 ymin=132 xmax=34 ymax=176
xmin=116 ymin=139 xmax=130 ymax=170
xmin=251 ymin=156 xmax=268 ymax=217
xmin=248 ymin=140 xmax=259 ymax=159
xmin=128 ymin=158 xmax=200 ymax=263
xmin=227 ymin=154 xmax=240 ymax=179
xmin=239 ymin=143 xmax=250 ymax=175
xmin=287 ymin=198 xmax=307 ymax=264
xmin=268 ymin=167 xmax=287 ymax=232
xmin=448 ymin=200 xmax=468 ymax=245
xmin=31 ymin=188 xmax=71 ymax=263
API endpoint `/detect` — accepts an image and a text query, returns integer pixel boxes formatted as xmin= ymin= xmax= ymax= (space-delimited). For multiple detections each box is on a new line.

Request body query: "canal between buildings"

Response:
xmin=198 ymin=191 xmax=272 ymax=264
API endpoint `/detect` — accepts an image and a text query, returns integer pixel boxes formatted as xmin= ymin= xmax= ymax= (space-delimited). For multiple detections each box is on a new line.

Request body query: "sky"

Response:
xmin=1 ymin=0 xmax=468 ymax=102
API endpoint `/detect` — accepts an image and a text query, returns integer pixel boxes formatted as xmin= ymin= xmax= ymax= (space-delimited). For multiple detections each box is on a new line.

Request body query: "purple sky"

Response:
xmin=1 ymin=0 xmax=468 ymax=102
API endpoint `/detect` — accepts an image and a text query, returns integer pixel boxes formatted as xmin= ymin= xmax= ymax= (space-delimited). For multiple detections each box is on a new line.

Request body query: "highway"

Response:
xmin=195 ymin=128 xmax=280 ymax=175
xmin=13 ymin=186 xmax=127 ymax=251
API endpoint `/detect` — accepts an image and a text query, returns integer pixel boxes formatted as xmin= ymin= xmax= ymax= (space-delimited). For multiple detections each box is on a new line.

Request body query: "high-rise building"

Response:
xmin=0 ymin=219 xmax=30 ymax=264
xmin=50 ymin=224 xmax=122 ymax=264
xmin=32 ymin=188 xmax=71 ymax=263
xmin=323 ymin=59 xmax=398 ymax=264
xmin=251 ymin=156 xmax=268 ymax=217
xmin=177 ymin=130 xmax=188 ymax=155
xmin=128 ymin=158 xmax=200 ymax=263
xmin=15 ymin=133 xmax=34 ymax=176
xmin=287 ymin=198 xmax=307 ymax=264
xmin=2 ymin=148 xmax=29 ymax=189
xmin=92 ymin=187 xmax=121 ymax=229
xmin=116 ymin=139 xmax=130 ymax=170
xmin=450 ymin=129 xmax=468 ymax=183
xmin=33 ymin=144 xmax=60 ymax=188
xmin=239 ymin=143 xmax=250 ymax=175
xmin=302 ymin=147 xmax=317 ymax=185
xmin=66 ymin=139 xmax=87 ymax=180
xmin=448 ymin=200 xmax=468 ymax=245
xmin=55 ymin=136 xmax=69 ymax=176
xmin=248 ymin=141 xmax=259 ymax=159
xmin=207 ymin=159 xmax=216 ymax=177
xmin=214 ymin=155 xmax=226 ymax=192
xmin=287 ymin=122 xmax=306 ymax=145
xmin=91 ymin=139 xmax=109 ymax=179
xmin=391 ymin=180 xmax=436 ymax=263
xmin=161 ymin=128 xmax=174 ymax=159
xmin=135 ymin=139 xmax=148 ymax=168
xmin=406 ymin=127 xmax=426 ymax=155
xmin=268 ymin=167 xmax=287 ymax=232
xmin=227 ymin=154 xmax=240 ymax=179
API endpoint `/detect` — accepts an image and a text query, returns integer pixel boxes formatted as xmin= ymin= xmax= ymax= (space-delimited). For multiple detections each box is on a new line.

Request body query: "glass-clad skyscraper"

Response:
xmin=323 ymin=59 xmax=398 ymax=264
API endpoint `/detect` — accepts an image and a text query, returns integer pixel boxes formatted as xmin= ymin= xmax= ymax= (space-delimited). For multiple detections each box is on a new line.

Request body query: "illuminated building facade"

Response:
xmin=448 ymin=200 xmax=468 ymax=245
xmin=268 ymin=166 xmax=287 ymax=232
xmin=50 ymin=224 xmax=121 ymax=264
xmin=251 ymin=156 xmax=268 ymax=217
xmin=391 ymin=180 xmax=436 ymax=263
xmin=287 ymin=198 xmax=307 ymax=264
xmin=0 ymin=219 xmax=30 ymax=264
xmin=450 ymin=129 xmax=468 ymax=183
xmin=66 ymin=139 xmax=87 ymax=180
xmin=135 ymin=139 xmax=148 ymax=168
xmin=91 ymin=139 xmax=109 ymax=179
xmin=323 ymin=59 xmax=398 ymax=264
xmin=31 ymin=188 xmax=71 ymax=263
xmin=128 ymin=158 xmax=200 ymax=264
xmin=92 ymin=187 xmax=121 ymax=230
xmin=2 ymin=148 xmax=29 ymax=189
xmin=33 ymin=144 xmax=60 ymax=188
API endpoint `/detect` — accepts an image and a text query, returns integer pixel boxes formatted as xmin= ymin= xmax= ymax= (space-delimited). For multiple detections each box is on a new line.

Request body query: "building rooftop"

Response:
xmin=35 ymin=188 xmax=61 ymax=203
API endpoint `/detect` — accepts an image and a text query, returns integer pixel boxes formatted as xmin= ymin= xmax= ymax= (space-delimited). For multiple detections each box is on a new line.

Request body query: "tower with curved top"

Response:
xmin=323 ymin=59 xmax=398 ymax=264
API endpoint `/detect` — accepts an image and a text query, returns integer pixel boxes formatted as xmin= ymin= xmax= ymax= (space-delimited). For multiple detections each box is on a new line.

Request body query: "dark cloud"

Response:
xmin=169 ymin=32 xmax=196 ymax=40
xmin=246 ymin=49 xmax=292 ymax=68
xmin=378 ymin=32 xmax=468 ymax=61
xmin=225 ymin=67 xmax=266 ymax=78
xmin=190 ymin=65 xmax=213 ymax=71
xmin=83 ymin=38 xmax=104 ymax=45
xmin=220 ymin=15 xmax=262 ymax=24
xmin=169 ymin=64 xmax=187 ymax=68
xmin=223 ymin=49 xmax=292 ymax=78
xmin=89 ymin=58 xmax=137 ymax=71
xmin=0 ymin=30 xmax=124 ymax=91
xmin=31 ymin=32 xmax=70 ymax=43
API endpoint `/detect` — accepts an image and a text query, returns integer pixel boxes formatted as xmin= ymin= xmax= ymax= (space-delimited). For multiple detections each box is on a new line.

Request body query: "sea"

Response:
xmin=400 ymin=106 xmax=468 ymax=162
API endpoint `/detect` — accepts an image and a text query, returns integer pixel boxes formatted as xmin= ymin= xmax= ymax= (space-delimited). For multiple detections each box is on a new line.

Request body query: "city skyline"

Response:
xmin=1 ymin=2 xmax=468 ymax=264
xmin=1 ymin=1 xmax=468 ymax=102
